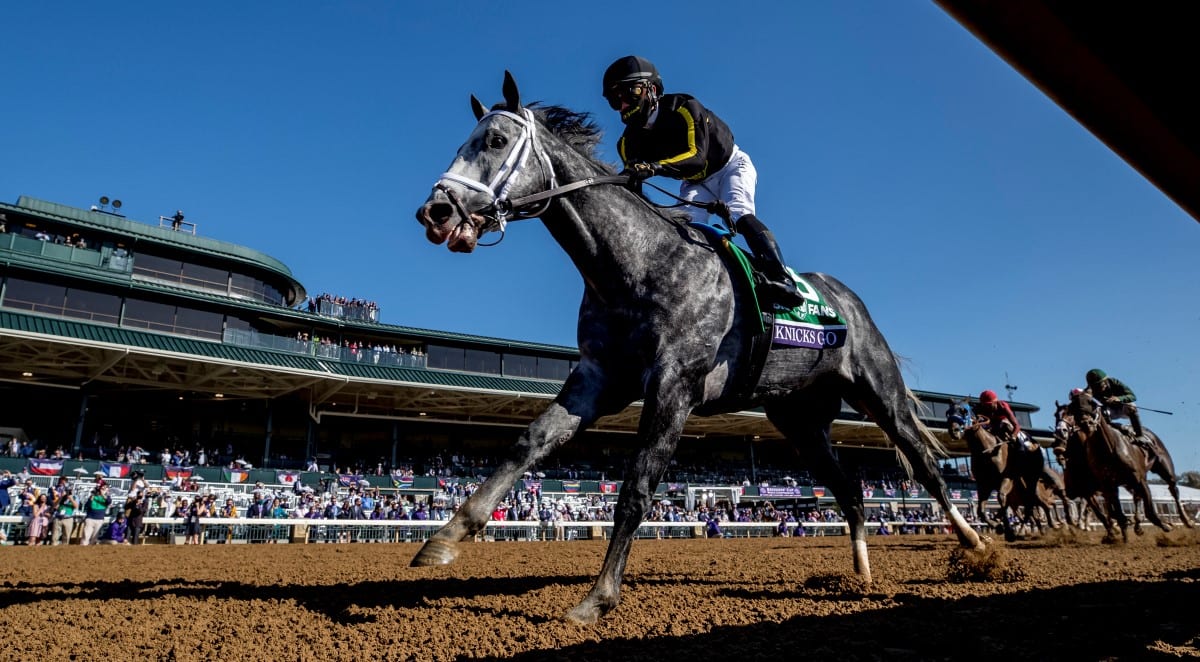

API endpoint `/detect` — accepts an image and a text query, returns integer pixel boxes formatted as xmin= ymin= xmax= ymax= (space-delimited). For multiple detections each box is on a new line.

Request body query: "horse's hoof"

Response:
xmin=410 ymin=539 xmax=460 ymax=567
xmin=564 ymin=598 xmax=612 ymax=626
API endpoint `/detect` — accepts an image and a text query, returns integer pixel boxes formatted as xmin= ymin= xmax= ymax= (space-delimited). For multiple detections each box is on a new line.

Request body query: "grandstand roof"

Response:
xmin=937 ymin=0 xmax=1200 ymax=223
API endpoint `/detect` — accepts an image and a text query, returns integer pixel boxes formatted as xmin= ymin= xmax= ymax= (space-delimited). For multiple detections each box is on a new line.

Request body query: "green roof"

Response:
xmin=4 ymin=196 xmax=305 ymax=302
xmin=0 ymin=309 xmax=568 ymax=394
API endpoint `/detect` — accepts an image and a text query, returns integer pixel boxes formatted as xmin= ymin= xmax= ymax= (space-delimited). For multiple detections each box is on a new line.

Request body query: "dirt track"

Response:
xmin=1 ymin=529 xmax=1198 ymax=661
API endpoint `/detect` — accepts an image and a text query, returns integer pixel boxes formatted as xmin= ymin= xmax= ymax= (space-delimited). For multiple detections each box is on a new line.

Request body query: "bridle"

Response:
xmin=430 ymin=106 xmax=723 ymax=247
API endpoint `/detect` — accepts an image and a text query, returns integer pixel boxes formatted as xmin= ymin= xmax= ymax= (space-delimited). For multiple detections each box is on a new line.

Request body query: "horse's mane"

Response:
xmin=492 ymin=101 xmax=613 ymax=172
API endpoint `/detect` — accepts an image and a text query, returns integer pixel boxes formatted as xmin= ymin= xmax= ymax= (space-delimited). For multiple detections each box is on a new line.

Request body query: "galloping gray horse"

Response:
xmin=413 ymin=72 xmax=985 ymax=624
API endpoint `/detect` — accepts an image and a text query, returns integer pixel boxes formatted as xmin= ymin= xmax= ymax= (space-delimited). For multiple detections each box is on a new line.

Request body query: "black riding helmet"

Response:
xmin=602 ymin=55 xmax=663 ymax=126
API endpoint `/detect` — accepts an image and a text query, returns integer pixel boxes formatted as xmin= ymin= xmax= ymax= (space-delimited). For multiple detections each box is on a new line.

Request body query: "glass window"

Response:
xmin=175 ymin=307 xmax=224 ymax=340
xmin=926 ymin=402 xmax=950 ymax=420
xmin=64 ymin=288 xmax=121 ymax=325
xmin=123 ymin=298 xmax=176 ymax=333
xmin=3 ymin=277 xmax=65 ymax=312
xmin=132 ymin=254 xmax=184 ymax=283
xmin=180 ymin=262 xmax=229 ymax=291
xmin=504 ymin=353 xmax=537 ymax=378
xmin=263 ymin=283 xmax=284 ymax=306
xmin=427 ymin=345 xmax=465 ymax=371
xmin=536 ymin=357 xmax=571 ymax=381
xmin=464 ymin=349 xmax=501 ymax=375
xmin=1015 ymin=411 xmax=1033 ymax=430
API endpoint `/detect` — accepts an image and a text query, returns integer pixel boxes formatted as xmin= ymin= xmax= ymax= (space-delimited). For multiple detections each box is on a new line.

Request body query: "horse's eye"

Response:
xmin=488 ymin=135 xmax=508 ymax=150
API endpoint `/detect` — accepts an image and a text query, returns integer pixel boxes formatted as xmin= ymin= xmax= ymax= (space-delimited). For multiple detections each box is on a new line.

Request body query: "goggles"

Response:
xmin=605 ymin=81 xmax=649 ymax=110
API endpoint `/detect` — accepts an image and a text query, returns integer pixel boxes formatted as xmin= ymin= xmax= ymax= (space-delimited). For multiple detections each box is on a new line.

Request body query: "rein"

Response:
xmin=434 ymin=107 xmax=731 ymax=246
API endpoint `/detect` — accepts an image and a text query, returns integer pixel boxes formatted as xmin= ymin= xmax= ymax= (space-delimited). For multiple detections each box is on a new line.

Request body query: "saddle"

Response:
xmin=688 ymin=223 xmax=851 ymax=408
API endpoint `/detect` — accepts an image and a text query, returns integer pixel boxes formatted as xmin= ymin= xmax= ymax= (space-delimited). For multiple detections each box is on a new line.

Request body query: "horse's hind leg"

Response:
xmin=1168 ymin=482 xmax=1195 ymax=528
xmin=766 ymin=401 xmax=872 ymax=581
xmin=411 ymin=371 xmax=605 ymax=567
xmin=852 ymin=388 xmax=984 ymax=552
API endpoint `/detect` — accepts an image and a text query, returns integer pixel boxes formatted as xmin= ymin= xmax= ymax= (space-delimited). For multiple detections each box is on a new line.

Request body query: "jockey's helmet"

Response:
xmin=1085 ymin=368 xmax=1106 ymax=386
xmin=603 ymin=55 xmax=662 ymax=126
xmin=978 ymin=390 xmax=998 ymax=404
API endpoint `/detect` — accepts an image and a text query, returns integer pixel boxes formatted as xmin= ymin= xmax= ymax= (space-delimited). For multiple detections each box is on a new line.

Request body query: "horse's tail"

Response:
xmin=894 ymin=387 xmax=951 ymax=479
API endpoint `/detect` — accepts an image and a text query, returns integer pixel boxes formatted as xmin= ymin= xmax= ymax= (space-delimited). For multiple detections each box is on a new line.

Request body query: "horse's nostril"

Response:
xmin=425 ymin=202 xmax=454 ymax=227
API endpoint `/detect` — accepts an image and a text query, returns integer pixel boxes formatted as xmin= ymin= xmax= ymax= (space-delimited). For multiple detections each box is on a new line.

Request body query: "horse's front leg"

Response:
xmin=411 ymin=373 xmax=605 ymax=567
xmin=566 ymin=380 xmax=692 ymax=625
xmin=997 ymin=477 xmax=1017 ymax=542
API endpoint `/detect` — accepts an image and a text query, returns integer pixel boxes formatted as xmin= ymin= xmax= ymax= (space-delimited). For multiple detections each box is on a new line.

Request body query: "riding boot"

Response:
xmin=734 ymin=214 xmax=807 ymax=309
xmin=1128 ymin=408 xmax=1145 ymax=441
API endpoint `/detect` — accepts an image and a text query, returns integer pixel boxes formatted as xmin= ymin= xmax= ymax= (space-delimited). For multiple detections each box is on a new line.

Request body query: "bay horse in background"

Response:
xmin=1055 ymin=398 xmax=1194 ymax=531
xmin=412 ymin=72 xmax=985 ymax=623
xmin=1058 ymin=391 xmax=1172 ymax=541
xmin=952 ymin=415 xmax=1066 ymax=541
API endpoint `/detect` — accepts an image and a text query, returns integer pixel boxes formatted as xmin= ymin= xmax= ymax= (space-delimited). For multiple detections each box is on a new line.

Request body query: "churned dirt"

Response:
xmin=1 ymin=529 xmax=1198 ymax=661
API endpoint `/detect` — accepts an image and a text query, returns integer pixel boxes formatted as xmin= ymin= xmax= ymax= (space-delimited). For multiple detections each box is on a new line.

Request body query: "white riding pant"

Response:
xmin=680 ymin=146 xmax=756 ymax=225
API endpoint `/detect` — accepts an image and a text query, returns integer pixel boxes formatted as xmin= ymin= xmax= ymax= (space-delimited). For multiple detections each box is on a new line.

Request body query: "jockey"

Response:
xmin=1085 ymin=368 xmax=1145 ymax=440
xmin=602 ymin=55 xmax=806 ymax=308
xmin=972 ymin=390 xmax=1036 ymax=451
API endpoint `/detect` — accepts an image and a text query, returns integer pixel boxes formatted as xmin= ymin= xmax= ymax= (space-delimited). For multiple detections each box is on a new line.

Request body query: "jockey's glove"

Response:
xmin=624 ymin=162 xmax=659 ymax=180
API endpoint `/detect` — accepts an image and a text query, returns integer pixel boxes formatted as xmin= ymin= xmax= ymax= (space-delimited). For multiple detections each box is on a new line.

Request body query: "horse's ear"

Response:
xmin=470 ymin=95 xmax=487 ymax=121
xmin=502 ymin=70 xmax=521 ymax=111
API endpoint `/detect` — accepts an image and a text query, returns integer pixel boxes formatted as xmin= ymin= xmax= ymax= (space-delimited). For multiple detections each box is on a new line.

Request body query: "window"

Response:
xmin=180 ymin=262 xmax=229 ymax=292
xmin=536 ymin=357 xmax=571 ymax=381
xmin=175 ymin=307 xmax=224 ymax=340
xmin=427 ymin=345 xmax=465 ymax=371
xmin=132 ymin=254 xmax=184 ymax=283
xmin=64 ymin=288 xmax=121 ymax=325
xmin=123 ymin=298 xmax=176 ymax=333
xmin=464 ymin=349 xmax=501 ymax=375
xmin=2 ymin=277 xmax=65 ymax=313
xmin=504 ymin=353 xmax=537 ymax=378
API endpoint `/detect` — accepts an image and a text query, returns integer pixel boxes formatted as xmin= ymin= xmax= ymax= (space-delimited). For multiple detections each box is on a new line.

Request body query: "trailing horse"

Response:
xmin=952 ymin=415 xmax=1066 ymax=541
xmin=1057 ymin=392 xmax=1171 ymax=541
xmin=1055 ymin=399 xmax=1194 ymax=530
xmin=412 ymin=72 xmax=985 ymax=624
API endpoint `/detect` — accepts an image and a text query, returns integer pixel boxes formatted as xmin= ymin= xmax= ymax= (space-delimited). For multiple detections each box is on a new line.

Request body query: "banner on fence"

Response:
xmin=99 ymin=462 xmax=131 ymax=478
xmin=223 ymin=469 xmax=249 ymax=483
xmin=276 ymin=471 xmax=300 ymax=486
xmin=28 ymin=459 xmax=64 ymax=476
xmin=165 ymin=467 xmax=193 ymax=480
xmin=561 ymin=480 xmax=580 ymax=493
xmin=599 ymin=481 xmax=618 ymax=494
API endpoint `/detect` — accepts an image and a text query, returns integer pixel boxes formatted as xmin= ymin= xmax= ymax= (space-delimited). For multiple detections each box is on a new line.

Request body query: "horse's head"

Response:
xmin=962 ymin=415 xmax=997 ymax=454
xmin=415 ymin=71 xmax=554 ymax=252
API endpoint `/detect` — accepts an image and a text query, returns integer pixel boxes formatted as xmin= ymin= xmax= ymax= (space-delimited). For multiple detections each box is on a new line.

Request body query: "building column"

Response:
xmin=262 ymin=402 xmax=273 ymax=467
xmin=72 ymin=390 xmax=90 ymax=456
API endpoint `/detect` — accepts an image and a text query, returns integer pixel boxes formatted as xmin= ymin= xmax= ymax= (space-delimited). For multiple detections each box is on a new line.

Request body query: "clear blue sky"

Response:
xmin=3 ymin=3 xmax=1197 ymax=472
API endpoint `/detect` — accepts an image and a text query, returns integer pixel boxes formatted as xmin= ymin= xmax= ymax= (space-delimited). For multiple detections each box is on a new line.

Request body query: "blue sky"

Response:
xmin=3 ymin=3 xmax=1197 ymax=472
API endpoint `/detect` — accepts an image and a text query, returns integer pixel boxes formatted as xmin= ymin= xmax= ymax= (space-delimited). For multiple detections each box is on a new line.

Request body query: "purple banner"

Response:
xmin=772 ymin=320 xmax=847 ymax=349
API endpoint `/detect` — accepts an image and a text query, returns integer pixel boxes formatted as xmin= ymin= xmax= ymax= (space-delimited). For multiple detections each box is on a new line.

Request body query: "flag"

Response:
xmin=100 ymin=462 xmax=131 ymax=478
xmin=909 ymin=489 xmax=920 ymax=498
xmin=884 ymin=488 xmax=895 ymax=497
xmin=561 ymin=480 xmax=580 ymax=493
xmin=223 ymin=469 xmax=249 ymax=483
xmin=523 ymin=480 xmax=541 ymax=492
xmin=392 ymin=476 xmax=413 ymax=489
xmin=28 ymin=459 xmax=64 ymax=476
xmin=863 ymin=489 xmax=874 ymax=499
xmin=812 ymin=486 xmax=826 ymax=497
xmin=276 ymin=470 xmax=300 ymax=486
xmin=165 ymin=467 xmax=193 ymax=480
xmin=598 ymin=481 xmax=618 ymax=494
xmin=338 ymin=474 xmax=362 ymax=487
xmin=951 ymin=490 xmax=962 ymax=500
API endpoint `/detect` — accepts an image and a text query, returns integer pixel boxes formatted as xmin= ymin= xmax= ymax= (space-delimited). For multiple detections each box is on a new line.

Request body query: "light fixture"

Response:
xmin=21 ymin=371 xmax=33 ymax=377
xmin=112 ymin=199 xmax=122 ymax=209
xmin=214 ymin=393 xmax=224 ymax=399
xmin=418 ymin=412 xmax=427 ymax=417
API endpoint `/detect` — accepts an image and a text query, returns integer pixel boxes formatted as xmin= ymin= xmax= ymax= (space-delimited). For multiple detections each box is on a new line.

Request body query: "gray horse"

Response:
xmin=413 ymin=72 xmax=985 ymax=624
